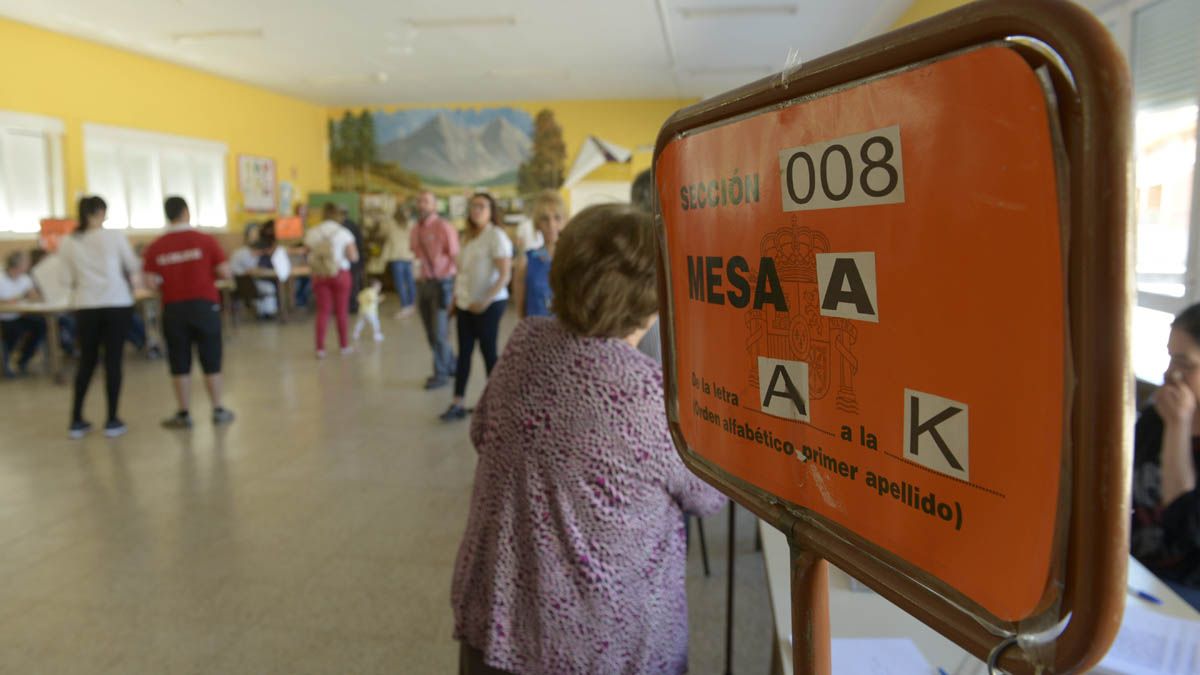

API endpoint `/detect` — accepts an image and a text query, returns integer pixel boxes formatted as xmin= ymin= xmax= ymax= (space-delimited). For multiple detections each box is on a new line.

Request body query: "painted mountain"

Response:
xmin=377 ymin=110 xmax=533 ymax=185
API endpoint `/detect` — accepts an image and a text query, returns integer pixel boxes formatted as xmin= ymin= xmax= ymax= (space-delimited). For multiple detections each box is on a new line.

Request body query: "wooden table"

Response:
xmin=758 ymin=519 xmax=1199 ymax=675
xmin=8 ymin=288 xmax=165 ymax=384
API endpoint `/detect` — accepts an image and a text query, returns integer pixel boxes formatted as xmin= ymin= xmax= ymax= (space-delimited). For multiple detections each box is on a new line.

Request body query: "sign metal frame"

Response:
xmin=652 ymin=1 xmax=1131 ymax=672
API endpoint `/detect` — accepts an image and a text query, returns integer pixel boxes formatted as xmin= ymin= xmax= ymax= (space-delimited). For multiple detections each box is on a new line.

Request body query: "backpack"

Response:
xmin=309 ymin=229 xmax=339 ymax=277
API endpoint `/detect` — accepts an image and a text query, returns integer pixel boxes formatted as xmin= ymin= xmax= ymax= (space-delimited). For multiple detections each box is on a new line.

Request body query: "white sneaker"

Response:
xmin=316 ymin=350 xmax=326 ymax=359
xmin=374 ymin=334 xmax=385 ymax=342
xmin=341 ymin=346 xmax=354 ymax=356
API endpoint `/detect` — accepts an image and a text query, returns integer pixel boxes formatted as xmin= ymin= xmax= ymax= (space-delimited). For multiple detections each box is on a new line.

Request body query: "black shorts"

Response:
xmin=162 ymin=300 xmax=222 ymax=376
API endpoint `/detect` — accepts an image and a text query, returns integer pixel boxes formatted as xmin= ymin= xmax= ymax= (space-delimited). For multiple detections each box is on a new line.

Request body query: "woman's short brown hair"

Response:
xmin=551 ymin=204 xmax=658 ymax=339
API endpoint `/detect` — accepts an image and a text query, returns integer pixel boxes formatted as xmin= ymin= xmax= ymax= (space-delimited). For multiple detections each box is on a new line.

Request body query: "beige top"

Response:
xmin=382 ymin=218 xmax=413 ymax=262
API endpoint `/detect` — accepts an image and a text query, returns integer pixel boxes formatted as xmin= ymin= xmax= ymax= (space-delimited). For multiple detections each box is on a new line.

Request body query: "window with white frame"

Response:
xmin=83 ymin=124 xmax=228 ymax=230
xmin=0 ymin=112 xmax=66 ymax=234
xmin=1089 ymin=0 xmax=1200 ymax=384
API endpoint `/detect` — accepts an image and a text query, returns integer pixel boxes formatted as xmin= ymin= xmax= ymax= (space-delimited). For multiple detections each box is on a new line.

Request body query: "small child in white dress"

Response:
xmin=353 ymin=279 xmax=385 ymax=342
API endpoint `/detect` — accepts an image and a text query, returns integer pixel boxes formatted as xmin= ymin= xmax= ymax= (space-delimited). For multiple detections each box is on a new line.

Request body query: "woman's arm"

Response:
xmin=117 ymin=233 xmax=144 ymax=289
xmin=1155 ymin=383 xmax=1198 ymax=506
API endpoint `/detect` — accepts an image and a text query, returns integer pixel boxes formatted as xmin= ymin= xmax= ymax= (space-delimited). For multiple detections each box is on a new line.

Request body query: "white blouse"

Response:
xmin=58 ymin=229 xmax=139 ymax=309
xmin=454 ymin=226 xmax=513 ymax=310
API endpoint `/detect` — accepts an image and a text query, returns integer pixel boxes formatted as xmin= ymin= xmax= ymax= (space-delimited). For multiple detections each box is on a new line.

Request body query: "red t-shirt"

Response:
xmin=142 ymin=227 xmax=227 ymax=304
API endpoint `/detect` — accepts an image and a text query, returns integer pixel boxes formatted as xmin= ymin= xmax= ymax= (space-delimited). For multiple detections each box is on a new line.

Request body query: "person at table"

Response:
xmin=1134 ymin=301 xmax=1200 ymax=611
xmin=0 ymin=251 xmax=47 ymax=378
xmin=142 ymin=197 xmax=235 ymax=429
xmin=451 ymin=204 xmax=727 ymax=675
xmin=231 ymin=221 xmax=291 ymax=319
xmin=228 ymin=222 xmax=260 ymax=277
xmin=440 ymin=193 xmax=512 ymax=422
xmin=305 ymin=203 xmax=359 ymax=358
xmin=511 ymin=190 xmax=564 ymax=318
xmin=411 ymin=190 xmax=460 ymax=389
xmin=59 ymin=195 xmax=141 ymax=439
xmin=28 ymin=249 xmax=75 ymax=357
xmin=382 ymin=204 xmax=416 ymax=319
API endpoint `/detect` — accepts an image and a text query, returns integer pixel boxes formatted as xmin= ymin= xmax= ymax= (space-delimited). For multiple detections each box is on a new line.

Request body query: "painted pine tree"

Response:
xmin=518 ymin=109 xmax=566 ymax=193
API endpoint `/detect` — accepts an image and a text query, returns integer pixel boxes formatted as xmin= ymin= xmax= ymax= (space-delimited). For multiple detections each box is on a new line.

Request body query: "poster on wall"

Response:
xmin=278 ymin=180 xmax=295 ymax=215
xmin=329 ymin=107 xmax=566 ymax=206
xmin=238 ymin=155 xmax=277 ymax=212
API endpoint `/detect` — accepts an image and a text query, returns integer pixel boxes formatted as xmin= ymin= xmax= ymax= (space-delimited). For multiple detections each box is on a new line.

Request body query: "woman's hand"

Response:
xmin=468 ymin=301 xmax=486 ymax=314
xmin=1156 ymin=381 xmax=1199 ymax=506
xmin=1155 ymin=381 xmax=1197 ymax=429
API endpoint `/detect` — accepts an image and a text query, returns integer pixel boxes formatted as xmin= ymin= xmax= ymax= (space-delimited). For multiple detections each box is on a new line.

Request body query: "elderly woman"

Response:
xmin=1134 ymin=302 xmax=1200 ymax=611
xmin=451 ymin=204 xmax=726 ymax=674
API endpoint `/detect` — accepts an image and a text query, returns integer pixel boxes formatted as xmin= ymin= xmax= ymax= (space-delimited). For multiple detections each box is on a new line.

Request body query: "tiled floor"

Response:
xmin=0 ymin=306 xmax=769 ymax=674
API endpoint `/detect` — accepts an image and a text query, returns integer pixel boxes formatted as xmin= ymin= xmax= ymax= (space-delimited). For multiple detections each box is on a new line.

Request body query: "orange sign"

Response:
xmin=273 ymin=216 xmax=303 ymax=241
xmin=39 ymin=218 xmax=77 ymax=252
xmin=657 ymin=46 xmax=1065 ymax=621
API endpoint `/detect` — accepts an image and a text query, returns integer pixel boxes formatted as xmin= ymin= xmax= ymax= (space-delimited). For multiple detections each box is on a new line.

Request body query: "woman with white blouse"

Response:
xmin=58 ymin=196 xmax=141 ymax=439
xmin=441 ymin=193 xmax=512 ymax=421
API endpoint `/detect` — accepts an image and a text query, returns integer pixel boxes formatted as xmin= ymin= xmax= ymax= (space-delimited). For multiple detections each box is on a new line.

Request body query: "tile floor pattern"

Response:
xmin=0 ymin=306 xmax=770 ymax=674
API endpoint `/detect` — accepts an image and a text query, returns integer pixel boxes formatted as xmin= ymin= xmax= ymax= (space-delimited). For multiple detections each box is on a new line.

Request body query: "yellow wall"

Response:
xmin=892 ymin=0 xmax=975 ymax=28
xmin=0 ymin=17 xmax=329 ymax=232
xmin=330 ymin=98 xmax=695 ymax=189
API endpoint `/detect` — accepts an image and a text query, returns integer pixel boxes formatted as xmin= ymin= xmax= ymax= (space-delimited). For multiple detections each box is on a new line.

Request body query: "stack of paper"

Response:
xmin=1095 ymin=601 xmax=1200 ymax=674
xmin=831 ymin=638 xmax=931 ymax=674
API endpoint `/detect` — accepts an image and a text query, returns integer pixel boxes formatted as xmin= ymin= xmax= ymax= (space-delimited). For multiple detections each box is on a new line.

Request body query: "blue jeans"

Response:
xmin=417 ymin=278 xmax=456 ymax=379
xmin=389 ymin=260 xmax=416 ymax=308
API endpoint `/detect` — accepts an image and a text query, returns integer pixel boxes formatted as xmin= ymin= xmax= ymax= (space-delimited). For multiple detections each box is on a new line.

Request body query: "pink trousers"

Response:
xmin=313 ymin=270 xmax=351 ymax=351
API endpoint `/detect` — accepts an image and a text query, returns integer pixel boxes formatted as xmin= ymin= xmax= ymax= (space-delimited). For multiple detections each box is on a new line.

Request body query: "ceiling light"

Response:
xmin=677 ymin=4 xmax=797 ymax=19
xmin=404 ymin=15 xmax=516 ymax=29
xmin=171 ymin=28 xmax=263 ymax=43
xmin=306 ymin=72 xmax=394 ymax=87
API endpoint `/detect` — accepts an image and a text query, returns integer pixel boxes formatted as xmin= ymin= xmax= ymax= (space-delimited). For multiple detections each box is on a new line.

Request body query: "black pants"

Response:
xmin=162 ymin=300 xmax=223 ymax=376
xmin=1 ymin=316 xmax=47 ymax=372
xmin=72 ymin=307 xmax=133 ymax=424
xmin=454 ymin=300 xmax=506 ymax=397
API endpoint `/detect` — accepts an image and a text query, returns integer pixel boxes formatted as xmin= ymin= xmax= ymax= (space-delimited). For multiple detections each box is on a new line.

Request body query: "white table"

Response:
xmin=759 ymin=519 xmax=1199 ymax=675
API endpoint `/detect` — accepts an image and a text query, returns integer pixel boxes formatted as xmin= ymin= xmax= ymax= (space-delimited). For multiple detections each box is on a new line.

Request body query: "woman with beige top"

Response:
xmin=383 ymin=204 xmax=416 ymax=319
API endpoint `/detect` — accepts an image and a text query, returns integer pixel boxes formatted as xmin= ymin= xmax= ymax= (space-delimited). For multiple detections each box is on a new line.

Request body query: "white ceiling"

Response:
xmin=0 ymin=0 xmax=910 ymax=105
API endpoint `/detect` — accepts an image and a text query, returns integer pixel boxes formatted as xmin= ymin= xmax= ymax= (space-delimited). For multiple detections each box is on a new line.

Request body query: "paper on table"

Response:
xmin=831 ymin=638 xmax=931 ymax=674
xmin=1095 ymin=600 xmax=1200 ymax=674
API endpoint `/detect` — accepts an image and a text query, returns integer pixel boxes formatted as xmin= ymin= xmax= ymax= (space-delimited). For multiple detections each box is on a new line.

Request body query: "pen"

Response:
xmin=1127 ymin=586 xmax=1163 ymax=605
xmin=937 ymin=668 xmax=950 ymax=675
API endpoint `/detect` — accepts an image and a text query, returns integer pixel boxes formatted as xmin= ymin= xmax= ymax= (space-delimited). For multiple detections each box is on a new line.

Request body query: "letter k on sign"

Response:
xmin=903 ymin=388 xmax=969 ymax=481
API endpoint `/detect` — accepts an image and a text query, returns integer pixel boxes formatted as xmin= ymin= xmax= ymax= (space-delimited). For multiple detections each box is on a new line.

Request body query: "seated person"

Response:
xmin=1133 ymin=301 xmax=1200 ymax=611
xmin=230 ymin=221 xmax=291 ymax=318
xmin=0 ymin=251 xmax=47 ymax=377
xmin=29 ymin=249 xmax=76 ymax=356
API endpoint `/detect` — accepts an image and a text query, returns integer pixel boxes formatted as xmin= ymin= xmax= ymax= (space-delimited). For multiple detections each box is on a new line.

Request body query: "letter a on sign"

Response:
xmin=815 ymin=252 xmax=879 ymax=322
xmin=758 ymin=357 xmax=810 ymax=422
xmin=903 ymin=388 xmax=969 ymax=480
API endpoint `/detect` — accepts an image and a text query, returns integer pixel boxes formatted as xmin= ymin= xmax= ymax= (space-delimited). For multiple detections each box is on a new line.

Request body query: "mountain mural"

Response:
xmin=376 ymin=110 xmax=533 ymax=185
